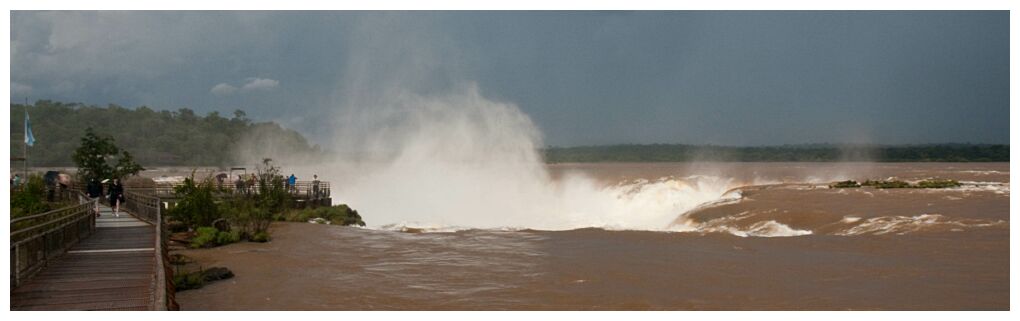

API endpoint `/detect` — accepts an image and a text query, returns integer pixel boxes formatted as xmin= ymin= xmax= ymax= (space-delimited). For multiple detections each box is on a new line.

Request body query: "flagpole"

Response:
xmin=24 ymin=98 xmax=29 ymax=180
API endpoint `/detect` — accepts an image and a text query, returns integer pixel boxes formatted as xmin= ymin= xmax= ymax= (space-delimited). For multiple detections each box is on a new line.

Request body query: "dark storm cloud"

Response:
xmin=10 ymin=11 xmax=1009 ymax=146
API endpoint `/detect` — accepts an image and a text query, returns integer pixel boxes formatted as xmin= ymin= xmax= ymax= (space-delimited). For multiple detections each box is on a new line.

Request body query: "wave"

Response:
xmin=833 ymin=214 xmax=1006 ymax=236
xmin=360 ymin=177 xmax=1008 ymax=238
xmin=954 ymin=181 xmax=1010 ymax=195
xmin=683 ymin=215 xmax=812 ymax=237
xmin=958 ymin=170 xmax=1008 ymax=175
xmin=373 ymin=210 xmax=1004 ymax=238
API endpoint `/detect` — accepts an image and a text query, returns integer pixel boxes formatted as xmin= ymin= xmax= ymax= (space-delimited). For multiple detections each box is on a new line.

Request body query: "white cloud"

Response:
xmin=210 ymin=77 xmax=279 ymax=96
xmin=241 ymin=77 xmax=280 ymax=91
xmin=210 ymin=83 xmax=238 ymax=95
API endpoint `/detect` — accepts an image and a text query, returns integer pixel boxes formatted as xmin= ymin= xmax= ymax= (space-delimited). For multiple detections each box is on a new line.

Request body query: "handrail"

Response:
xmin=123 ymin=189 xmax=178 ymax=310
xmin=10 ymin=190 xmax=96 ymax=289
xmin=142 ymin=180 xmax=331 ymax=200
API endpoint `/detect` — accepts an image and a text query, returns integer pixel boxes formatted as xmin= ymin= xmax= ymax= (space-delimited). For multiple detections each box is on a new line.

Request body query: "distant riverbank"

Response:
xmin=543 ymin=144 xmax=1007 ymax=163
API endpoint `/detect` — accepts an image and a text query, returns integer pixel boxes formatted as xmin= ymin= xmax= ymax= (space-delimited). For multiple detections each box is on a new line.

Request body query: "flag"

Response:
xmin=24 ymin=110 xmax=36 ymax=147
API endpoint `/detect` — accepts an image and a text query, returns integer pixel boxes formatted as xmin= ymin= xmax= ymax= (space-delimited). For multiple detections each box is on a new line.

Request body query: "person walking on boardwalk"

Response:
xmin=312 ymin=174 xmax=321 ymax=200
xmin=108 ymin=178 xmax=125 ymax=217
xmin=248 ymin=173 xmax=257 ymax=195
xmin=287 ymin=174 xmax=297 ymax=194
xmin=235 ymin=175 xmax=245 ymax=195
xmin=86 ymin=178 xmax=103 ymax=217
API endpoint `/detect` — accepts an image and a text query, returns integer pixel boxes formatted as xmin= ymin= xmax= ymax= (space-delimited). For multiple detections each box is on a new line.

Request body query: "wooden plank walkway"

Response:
xmin=11 ymin=204 xmax=158 ymax=311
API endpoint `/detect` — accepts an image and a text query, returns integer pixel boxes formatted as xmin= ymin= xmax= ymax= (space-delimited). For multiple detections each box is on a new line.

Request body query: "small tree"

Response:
xmin=251 ymin=158 xmax=290 ymax=234
xmin=71 ymin=127 xmax=144 ymax=181
xmin=168 ymin=173 xmax=220 ymax=229
xmin=11 ymin=174 xmax=51 ymax=218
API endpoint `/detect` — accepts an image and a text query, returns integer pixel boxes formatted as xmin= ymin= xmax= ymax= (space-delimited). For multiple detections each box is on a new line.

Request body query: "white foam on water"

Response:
xmin=672 ymin=211 xmax=813 ymax=238
xmin=835 ymin=214 xmax=1006 ymax=236
xmin=841 ymin=216 xmax=862 ymax=224
xmin=959 ymin=170 xmax=1008 ymax=175
xmin=740 ymin=221 xmax=814 ymax=237
xmin=954 ymin=181 xmax=1010 ymax=195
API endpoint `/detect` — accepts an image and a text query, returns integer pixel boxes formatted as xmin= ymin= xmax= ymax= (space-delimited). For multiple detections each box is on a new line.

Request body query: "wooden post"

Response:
xmin=13 ymin=244 xmax=20 ymax=288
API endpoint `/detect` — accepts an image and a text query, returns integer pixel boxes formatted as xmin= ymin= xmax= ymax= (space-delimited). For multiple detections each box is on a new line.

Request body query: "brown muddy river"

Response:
xmin=176 ymin=162 xmax=1009 ymax=310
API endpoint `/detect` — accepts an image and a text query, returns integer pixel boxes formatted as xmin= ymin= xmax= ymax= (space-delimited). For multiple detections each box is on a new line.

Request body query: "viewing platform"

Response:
xmin=140 ymin=180 xmax=333 ymax=208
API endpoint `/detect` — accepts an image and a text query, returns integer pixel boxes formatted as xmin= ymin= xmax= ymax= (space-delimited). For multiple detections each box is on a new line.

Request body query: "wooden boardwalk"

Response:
xmin=11 ymin=204 xmax=159 ymax=310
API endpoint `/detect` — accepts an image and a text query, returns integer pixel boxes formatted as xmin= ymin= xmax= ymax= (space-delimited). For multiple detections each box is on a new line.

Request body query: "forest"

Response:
xmin=10 ymin=101 xmax=322 ymax=167
xmin=11 ymin=101 xmax=1007 ymax=166
xmin=543 ymin=143 xmax=1009 ymax=163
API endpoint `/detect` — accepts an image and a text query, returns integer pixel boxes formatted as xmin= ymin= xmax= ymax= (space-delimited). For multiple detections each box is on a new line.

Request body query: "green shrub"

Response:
xmin=829 ymin=180 xmax=860 ymax=188
xmin=215 ymin=230 xmax=241 ymax=245
xmin=169 ymin=174 xmax=221 ymax=229
xmin=190 ymin=227 xmax=219 ymax=249
xmin=251 ymin=159 xmax=290 ymax=235
xmin=251 ymin=231 xmax=271 ymax=243
xmin=173 ymin=272 xmax=205 ymax=291
xmin=283 ymin=204 xmax=366 ymax=227
xmin=11 ymin=174 xmax=52 ymax=219
xmin=916 ymin=179 xmax=962 ymax=189
xmin=191 ymin=226 xmax=241 ymax=248
xmin=862 ymin=180 xmax=911 ymax=189
xmin=220 ymin=197 xmax=255 ymax=239
xmin=172 ymin=266 xmax=234 ymax=292
xmin=860 ymin=178 xmax=962 ymax=189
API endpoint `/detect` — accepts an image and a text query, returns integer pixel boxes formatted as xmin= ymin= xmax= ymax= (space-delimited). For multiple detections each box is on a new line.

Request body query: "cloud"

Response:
xmin=210 ymin=83 xmax=238 ymax=95
xmin=240 ymin=77 xmax=279 ymax=91
xmin=211 ymin=77 xmax=279 ymax=96
xmin=9 ymin=12 xmax=1010 ymax=146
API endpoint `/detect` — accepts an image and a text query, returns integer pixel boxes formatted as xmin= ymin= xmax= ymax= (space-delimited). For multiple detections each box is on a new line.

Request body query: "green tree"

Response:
xmin=11 ymin=174 xmax=51 ymax=218
xmin=168 ymin=174 xmax=220 ymax=229
xmin=251 ymin=158 xmax=290 ymax=234
xmin=11 ymin=101 xmax=323 ymax=167
xmin=71 ymin=127 xmax=144 ymax=181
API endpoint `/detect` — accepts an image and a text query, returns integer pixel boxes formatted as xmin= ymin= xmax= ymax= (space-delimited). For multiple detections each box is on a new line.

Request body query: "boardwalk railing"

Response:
xmin=141 ymin=180 xmax=331 ymax=200
xmin=10 ymin=191 xmax=96 ymax=289
xmin=123 ymin=190 xmax=179 ymax=311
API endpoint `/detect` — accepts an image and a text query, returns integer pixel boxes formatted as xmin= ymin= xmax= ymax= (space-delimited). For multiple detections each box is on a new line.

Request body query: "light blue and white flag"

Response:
xmin=24 ymin=110 xmax=36 ymax=147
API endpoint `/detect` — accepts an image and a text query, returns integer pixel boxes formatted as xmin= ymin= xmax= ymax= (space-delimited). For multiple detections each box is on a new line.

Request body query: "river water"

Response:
xmin=176 ymin=162 xmax=1009 ymax=310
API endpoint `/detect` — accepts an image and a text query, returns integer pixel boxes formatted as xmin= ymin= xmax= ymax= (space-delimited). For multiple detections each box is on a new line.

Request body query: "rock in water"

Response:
xmin=201 ymin=267 xmax=234 ymax=282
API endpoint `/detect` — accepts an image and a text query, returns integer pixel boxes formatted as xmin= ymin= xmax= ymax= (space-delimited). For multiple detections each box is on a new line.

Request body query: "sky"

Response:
xmin=9 ymin=11 xmax=1010 ymax=147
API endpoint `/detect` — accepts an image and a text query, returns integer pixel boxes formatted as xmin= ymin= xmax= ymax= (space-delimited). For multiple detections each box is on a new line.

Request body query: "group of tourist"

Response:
xmin=85 ymin=177 xmax=125 ymax=217
xmin=233 ymin=173 xmax=259 ymax=195
xmin=229 ymin=173 xmax=324 ymax=199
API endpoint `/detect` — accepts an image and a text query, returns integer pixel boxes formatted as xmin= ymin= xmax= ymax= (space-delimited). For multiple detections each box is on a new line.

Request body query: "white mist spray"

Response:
xmin=315 ymin=84 xmax=737 ymax=231
xmin=306 ymin=15 xmax=737 ymax=231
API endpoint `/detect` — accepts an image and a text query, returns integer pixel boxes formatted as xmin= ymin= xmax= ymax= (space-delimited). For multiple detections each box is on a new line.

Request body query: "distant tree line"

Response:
xmin=11 ymin=101 xmax=1007 ymax=166
xmin=543 ymin=143 xmax=1008 ymax=163
xmin=10 ymin=101 xmax=322 ymax=167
